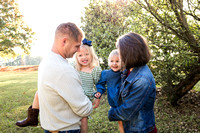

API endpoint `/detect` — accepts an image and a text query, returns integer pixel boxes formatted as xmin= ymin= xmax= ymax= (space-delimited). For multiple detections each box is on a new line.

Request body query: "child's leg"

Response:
xmin=32 ymin=91 xmax=39 ymax=109
xmin=81 ymin=117 xmax=88 ymax=133
xmin=118 ymin=121 xmax=124 ymax=133
xmin=16 ymin=91 xmax=39 ymax=127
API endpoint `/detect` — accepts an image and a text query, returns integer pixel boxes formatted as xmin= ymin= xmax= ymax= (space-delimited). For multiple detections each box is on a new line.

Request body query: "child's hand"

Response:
xmin=93 ymin=99 xmax=100 ymax=109
xmin=95 ymin=92 xmax=101 ymax=99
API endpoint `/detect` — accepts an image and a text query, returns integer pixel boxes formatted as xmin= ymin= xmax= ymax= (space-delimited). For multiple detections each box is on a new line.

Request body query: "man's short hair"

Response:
xmin=56 ymin=22 xmax=83 ymax=42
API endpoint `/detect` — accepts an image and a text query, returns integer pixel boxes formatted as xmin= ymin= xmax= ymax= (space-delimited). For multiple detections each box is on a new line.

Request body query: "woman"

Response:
xmin=108 ymin=32 xmax=157 ymax=133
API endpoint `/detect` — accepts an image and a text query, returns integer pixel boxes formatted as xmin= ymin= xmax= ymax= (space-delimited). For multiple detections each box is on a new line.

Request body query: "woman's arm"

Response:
xmin=108 ymin=78 xmax=154 ymax=121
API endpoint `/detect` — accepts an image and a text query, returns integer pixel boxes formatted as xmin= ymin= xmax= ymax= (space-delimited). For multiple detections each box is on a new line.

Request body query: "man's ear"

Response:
xmin=62 ymin=37 xmax=67 ymax=46
xmin=62 ymin=35 xmax=71 ymax=46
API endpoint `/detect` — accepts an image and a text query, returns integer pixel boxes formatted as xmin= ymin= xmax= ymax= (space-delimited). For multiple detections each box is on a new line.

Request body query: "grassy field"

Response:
xmin=0 ymin=71 xmax=199 ymax=133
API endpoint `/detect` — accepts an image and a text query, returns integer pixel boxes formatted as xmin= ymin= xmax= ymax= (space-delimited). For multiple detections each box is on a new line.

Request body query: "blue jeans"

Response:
xmin=44 ymin=129 xmax=80 ymax=133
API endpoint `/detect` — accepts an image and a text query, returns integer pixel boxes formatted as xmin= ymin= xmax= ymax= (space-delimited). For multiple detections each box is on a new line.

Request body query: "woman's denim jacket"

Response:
xmin=108 ymin=65 xmax=156 ymax=133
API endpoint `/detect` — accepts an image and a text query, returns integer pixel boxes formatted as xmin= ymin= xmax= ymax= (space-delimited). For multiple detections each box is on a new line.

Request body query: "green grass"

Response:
xmin=0 ymin=71 xmax=199 ymax=133
xmin=0 ymin=71 xmax=119 ymax=133
xmin=194 ymin=81 xmax=200 ymax=91
xmin=0 ymin=71 xmax=43 ymax=133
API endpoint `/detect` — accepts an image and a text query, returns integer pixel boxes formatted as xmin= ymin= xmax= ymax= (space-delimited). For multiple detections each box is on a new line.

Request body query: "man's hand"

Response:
xmin=92 ymin=99 xmax=100 ymax=109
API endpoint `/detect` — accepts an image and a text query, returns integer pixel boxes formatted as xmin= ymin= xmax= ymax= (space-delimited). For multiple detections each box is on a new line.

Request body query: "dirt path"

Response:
xmin=0 ymin=65 xmax=38 ymax=72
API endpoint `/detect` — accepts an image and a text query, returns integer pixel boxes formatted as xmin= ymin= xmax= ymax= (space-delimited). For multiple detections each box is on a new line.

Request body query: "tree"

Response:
xmin=82 ymin=0 xmax=200 ymax=106
xmin=81 ymin=0 xmax=132 ymax=69
xmin=135 ymin=0 xmax=200 ymax=105
xmin=0 ymin=0 xmax=35 ymax=58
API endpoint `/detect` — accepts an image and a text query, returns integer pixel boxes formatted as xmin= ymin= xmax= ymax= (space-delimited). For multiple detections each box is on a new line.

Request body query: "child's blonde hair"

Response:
xmin=108 ymin=49 xmax=120 ymax=65
xmin=75 ymin=44 xmax=99 ymax=71
xmin=108 ymin=49 xmax=119 ymax=59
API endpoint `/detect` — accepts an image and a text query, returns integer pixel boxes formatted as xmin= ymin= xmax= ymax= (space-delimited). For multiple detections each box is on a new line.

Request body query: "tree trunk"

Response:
xmin=170 ymin=66 xmax=200 ymax=106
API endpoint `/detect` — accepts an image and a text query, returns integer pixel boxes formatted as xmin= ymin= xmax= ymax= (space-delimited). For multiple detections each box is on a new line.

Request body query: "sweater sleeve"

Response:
xmin=56 ymin=71 xmax=93 ymax=117
xmin=95 ymin=70 xmax=107 ymax=95
xmin=69 ymin=60 xmax=76 ymax=69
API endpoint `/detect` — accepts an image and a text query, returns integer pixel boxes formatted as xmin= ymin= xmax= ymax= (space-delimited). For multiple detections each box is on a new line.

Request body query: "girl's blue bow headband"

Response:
xmin=82 ymin=38 xmax=92 ymax=46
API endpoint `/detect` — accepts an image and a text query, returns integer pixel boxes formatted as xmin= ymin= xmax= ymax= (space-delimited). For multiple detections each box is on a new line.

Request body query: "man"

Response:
xmin=38 ymin=22 xmax=93 ymax=133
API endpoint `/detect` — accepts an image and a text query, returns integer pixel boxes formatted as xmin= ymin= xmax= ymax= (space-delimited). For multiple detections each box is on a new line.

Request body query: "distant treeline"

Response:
xmin=2 ymin=55 xmax=42 ymax=66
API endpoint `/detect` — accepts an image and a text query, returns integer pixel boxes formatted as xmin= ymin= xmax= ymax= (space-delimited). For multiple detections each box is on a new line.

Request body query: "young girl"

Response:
xmin=16 ymin=39 xmax=102 ymax=133
xmin=73 ymin=38 xmax=102 ymax=133
xmin=95 ymin=49 xmax=124 ymax=133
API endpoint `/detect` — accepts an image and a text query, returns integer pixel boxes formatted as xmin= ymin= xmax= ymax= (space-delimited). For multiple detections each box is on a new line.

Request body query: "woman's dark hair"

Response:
xmin=116 ymin=32 xmax=151 ymax=69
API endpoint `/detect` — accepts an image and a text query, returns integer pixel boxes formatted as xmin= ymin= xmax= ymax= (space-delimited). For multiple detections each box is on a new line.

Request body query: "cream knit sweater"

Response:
xmin=38 ymin=51 xmax=93 ymax=131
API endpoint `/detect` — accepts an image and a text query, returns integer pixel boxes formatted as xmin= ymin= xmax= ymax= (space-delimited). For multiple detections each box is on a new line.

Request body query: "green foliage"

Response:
xmin=194 ymin=81 xmax=200 ymax=91
xmin=82 ymin=0 xmax=200 ymax=96
xmin=81 ymin=0 xmax=132 ymax=69
xmin=134 ymin=0 xmax=200 ymax=94
xmin=0 ymin=0 xmax=35 ymax=58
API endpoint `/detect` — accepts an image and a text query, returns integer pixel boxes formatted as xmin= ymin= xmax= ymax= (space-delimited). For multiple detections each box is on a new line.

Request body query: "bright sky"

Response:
xmin=17 ymin=0 xmax=88 ymax=57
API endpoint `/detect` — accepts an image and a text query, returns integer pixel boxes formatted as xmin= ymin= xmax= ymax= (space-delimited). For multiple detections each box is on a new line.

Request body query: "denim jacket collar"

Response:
xmin=122 ymin=65 xmax=146 ymax=83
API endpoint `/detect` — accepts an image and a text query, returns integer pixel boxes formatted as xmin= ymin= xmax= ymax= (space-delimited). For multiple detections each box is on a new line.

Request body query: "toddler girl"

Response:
xmin=95 ymin=49 xmax=124 ymax=133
